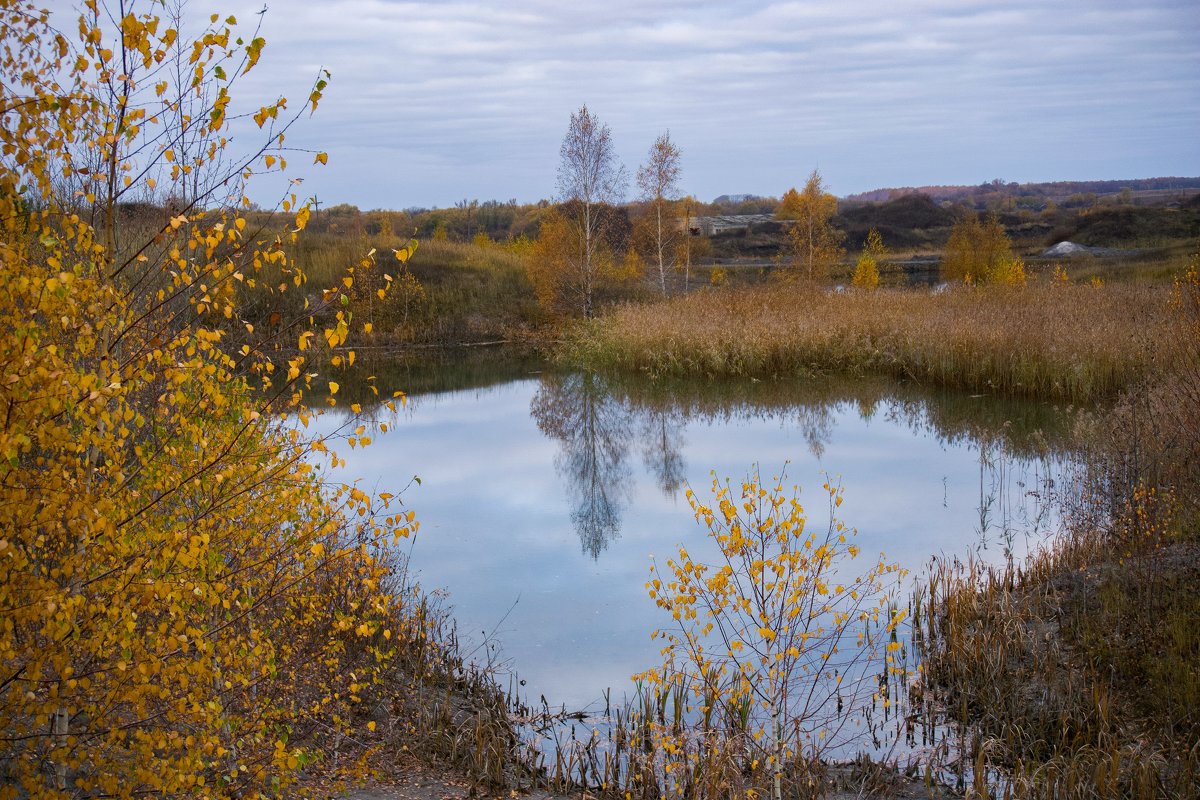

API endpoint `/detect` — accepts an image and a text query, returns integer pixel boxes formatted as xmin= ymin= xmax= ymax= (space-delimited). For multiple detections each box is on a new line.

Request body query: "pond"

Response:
xmin=308 ymin=349 xmax=1077 ymax=718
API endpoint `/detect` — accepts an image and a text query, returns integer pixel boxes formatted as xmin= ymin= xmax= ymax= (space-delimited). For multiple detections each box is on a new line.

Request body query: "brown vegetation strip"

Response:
xmin=914 ymin=263 xmax=1200 ymax=797
xmin=560 ymin=282 xmax=1180 ymax=402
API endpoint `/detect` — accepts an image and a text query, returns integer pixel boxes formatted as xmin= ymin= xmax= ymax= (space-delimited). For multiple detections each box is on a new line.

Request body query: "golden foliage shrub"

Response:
xmin=634 ymin=472 xmax=906 ymax=800
xmin=1 ymin=4 xmax=415 ymax=796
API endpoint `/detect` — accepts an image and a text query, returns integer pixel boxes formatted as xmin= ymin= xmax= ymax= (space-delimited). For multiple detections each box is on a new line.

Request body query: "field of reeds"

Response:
xmin=558 ymin=281 xmax=1182 ymax=402
xmin=913 ymin=483 xmax=1199 ymax=797
xmin=910 ymin=263 xmax=1200 ymax=798
xmin=511 ymin=676 xmax=929 ymax=800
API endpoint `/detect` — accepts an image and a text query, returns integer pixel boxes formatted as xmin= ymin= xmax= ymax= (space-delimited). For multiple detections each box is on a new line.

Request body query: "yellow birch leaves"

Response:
xmin=0 ymin=4 xmax=409 ymax=796
xmin=635 ymin=468 xmax=908 ymax=787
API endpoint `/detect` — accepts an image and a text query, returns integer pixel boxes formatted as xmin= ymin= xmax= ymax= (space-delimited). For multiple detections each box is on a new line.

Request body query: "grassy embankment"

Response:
xmin=1027 ymin=241 xmax=1198 ymax=284
xmin=271 ymin=232 xmax=544 ymax=345
xmin=913 ymin=344 xmax=1200 ymax=796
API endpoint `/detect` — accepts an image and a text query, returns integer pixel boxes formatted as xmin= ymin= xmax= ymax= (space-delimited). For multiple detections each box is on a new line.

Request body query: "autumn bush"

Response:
xmin=635 ymin=473 xmax=907 ymax=800
xmin=528 ymin=202 xmax=643 ymax=323
xmin=940 ymin=212 xmax=1014 ymax=284
xmin=0 ymin=4 xmax=518 ymax=797
xmin=851 ymin=254 xmax=879 ymax=289
xmin=529 ymin=473 xmax=909 ymax=800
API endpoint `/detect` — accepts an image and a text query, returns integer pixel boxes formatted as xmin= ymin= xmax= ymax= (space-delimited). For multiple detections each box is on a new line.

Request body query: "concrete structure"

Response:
xmin=688 ymin=214 xmax=777 ymax=236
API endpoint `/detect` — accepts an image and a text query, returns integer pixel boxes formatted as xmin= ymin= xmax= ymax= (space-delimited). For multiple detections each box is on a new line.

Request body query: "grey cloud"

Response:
xmin=39 ymin=0 xmax=1200 ymax=207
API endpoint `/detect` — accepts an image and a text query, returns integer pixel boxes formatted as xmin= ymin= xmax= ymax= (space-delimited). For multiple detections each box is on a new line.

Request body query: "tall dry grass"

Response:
xmin=914 ymin=259 xmax=1200 ymax=798
xmin=520 ymin=671 xmax=923 ymax=800
xmin=914 ymin=502 xmax=1199 ymax=797
xmin=560 ymin=282 xmax=1180 ymax=402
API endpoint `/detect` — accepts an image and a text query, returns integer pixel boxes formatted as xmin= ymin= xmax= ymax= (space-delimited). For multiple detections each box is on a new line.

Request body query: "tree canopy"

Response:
xmin=635 ymin=132 xmax=683 ymax=296
xmin=533 ymin=106 xmax=629 ymax=319
xmin=941 ymin=213 xmax=1015 ymax=283
xmin=778 ymin=170 xmax=845 ymax=281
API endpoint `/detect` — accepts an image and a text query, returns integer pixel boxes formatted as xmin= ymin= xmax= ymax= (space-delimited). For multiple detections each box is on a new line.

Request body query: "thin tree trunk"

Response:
xmin=772 ymin=702 xmax=783 ymax=800
xmin=584 ymin=201 xmax=594 ymax=318
xmin=656 ymin=201 xmax=666 ymax=296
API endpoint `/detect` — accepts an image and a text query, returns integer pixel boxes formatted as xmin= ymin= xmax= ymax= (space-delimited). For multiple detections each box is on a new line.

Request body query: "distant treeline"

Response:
xmin=846 ymin=176 xmax=1200 ymax=207
xmin=297 ymin=196 xmax=774 ymax=245
xmin=115 ymin=182 xmax=1198 ymax=259
xmin=283 ymin=178 xmax=1199 ymax=247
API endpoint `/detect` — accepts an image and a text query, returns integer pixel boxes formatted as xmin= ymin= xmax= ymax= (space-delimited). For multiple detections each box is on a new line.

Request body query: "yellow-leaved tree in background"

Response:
xmin=1 ymin=2 xmax=413 ymax=796
xmin=777 ymin=171 xmax=845 ymax=283
xmin=941 ymin=212 xmax=1025 ymax=285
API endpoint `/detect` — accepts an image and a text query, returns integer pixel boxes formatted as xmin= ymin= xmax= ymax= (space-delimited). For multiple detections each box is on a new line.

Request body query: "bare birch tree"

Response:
xmin=556 ymin=104 xmax=626 ymax=318
xmin=636 ymin=131 xmax=682 ymax=296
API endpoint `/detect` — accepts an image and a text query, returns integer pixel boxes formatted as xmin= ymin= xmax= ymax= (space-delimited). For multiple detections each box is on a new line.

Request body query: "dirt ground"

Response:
xmin=337 ymin=759 xmax=955 ymax=800
xmin=340 ymin=765 xmax=566 ymax=800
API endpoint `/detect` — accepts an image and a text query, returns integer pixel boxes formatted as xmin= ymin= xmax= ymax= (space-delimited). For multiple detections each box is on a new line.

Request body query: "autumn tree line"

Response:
xmin=251 ymin=106 xmax=1085 ymax=337
xmin=274 ymin=102 xmax=1200 ymax=339
xmin=71 ymin=92 xmax=1196 ymax=343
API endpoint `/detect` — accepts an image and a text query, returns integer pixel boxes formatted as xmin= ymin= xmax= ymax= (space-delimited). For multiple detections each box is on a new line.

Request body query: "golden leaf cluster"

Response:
xmin=633 ymin=469 xmax=907 ymax=799
xmin=1 ymin=3 xmax=409 ymax=796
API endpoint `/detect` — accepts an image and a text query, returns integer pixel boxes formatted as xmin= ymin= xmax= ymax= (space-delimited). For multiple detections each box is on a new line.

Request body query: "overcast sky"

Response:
xmin=64 ymin=1 xmax=1200 ymax=208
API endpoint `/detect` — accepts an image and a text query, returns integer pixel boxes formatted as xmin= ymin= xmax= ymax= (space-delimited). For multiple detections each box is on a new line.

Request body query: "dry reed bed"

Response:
xmin=561 ymin=283 xmax=1179 ymax=402
xmin=914 ymin=527 xmax=1199 ymax=797
xmin=914 ymin=321 xmax=1200 ymax=798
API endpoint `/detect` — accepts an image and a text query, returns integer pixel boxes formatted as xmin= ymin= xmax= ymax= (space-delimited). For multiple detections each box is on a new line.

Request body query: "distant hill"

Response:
xmin=845 ymin=177 xmax=1200 ymax=209
xmin=1046 ymin=205 xmax=1200 ymax=248
xmin=834 ymin=193 xmax=956 ymax=250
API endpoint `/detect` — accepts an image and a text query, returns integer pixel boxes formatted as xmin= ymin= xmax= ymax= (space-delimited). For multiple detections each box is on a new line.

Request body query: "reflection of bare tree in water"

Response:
xmin=641 ymin=411 xmax=686 ymax=498
xmin=527 ymin=369 xmax=1066 ymax=563
xmin=531 ymin=373 xmax=635 ymax=560
xmin=793 ymin=404 xmax=835 ymax=460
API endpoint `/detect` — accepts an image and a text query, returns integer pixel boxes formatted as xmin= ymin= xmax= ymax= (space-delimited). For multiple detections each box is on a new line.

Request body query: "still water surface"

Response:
xmin=312 ymin=353 xmax=1075 ymax=713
